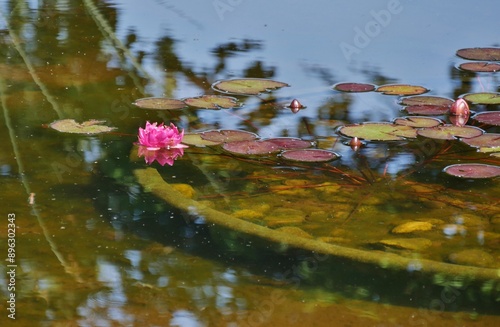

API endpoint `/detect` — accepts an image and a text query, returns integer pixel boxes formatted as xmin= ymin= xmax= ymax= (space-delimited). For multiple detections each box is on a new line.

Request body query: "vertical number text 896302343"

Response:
xmin=6 ymin=213 xmax=17 ymax=319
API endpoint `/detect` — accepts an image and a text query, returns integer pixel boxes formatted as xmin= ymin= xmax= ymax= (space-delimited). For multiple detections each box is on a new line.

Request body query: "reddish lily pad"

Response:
xmin=443 ymin=163 xmax=500 ymax=179
xmin=212 ymin=78 xmax=289 ymax=95
xmin=416 ymin=125 xmax=484 ymax=140
xmin=199 ymin=129 xmax=258 ymax=144
xmin=133 ymin=97 xmax=187 ymax=110
xmin=456 ymin=48 xmax=500 ymax=61
xmin=461 ymin=133 xmax=500 ymax=149
xmin=376 ymin=84 xmax=428 ymax=96
xmin=222 ymin=140 xmax=280 ymax=155
xmin=266 ymin=137 xmax=313 ymax=150
xmin=394 ymin=116 xmax=443 ymax=128
xmin=459 ymin=62 xmax=500 ymax=73
xmin=399 ymin=96 xmax=454 ymax=107
xmin=462 ymin=93 xmax=500 ymax=105
xmin=333 ymin=82 xmax=376 ymax=93
xmin=281 ymin=149 xmax=340 ymax=162
xmin=49 ymin=119 xmax=116 ymax=134
xmin=338 ymin=123 xmax=417 ymax=141
xmin=183 ymin=95 xmax=240 ymax=109
xmin=404 ymin=105 xmax=450 ymax=115
xmin=472 ymin=111 xmax=500 ymax=126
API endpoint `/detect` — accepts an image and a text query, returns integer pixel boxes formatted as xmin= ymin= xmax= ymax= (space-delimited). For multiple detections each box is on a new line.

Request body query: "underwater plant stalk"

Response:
xmin=135 ymin=167 xmax=500 ymax=281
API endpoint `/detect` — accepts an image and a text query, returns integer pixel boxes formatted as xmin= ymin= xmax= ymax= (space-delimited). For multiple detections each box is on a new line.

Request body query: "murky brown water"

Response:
xmin=0 ymin=1 xmax=499 ymax=326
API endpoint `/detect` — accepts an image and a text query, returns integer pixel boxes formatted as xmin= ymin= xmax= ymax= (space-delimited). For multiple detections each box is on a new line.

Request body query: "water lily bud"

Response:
xmin=290 ymin=99 xmax=303 ymax=109
xmin=449 ymin=113 xmax=469 ymax=127
xmin=289 ymin=99 xmax=304 ymax=113
xmin=450 ymin=98 xmax=470 ymax=116
xmin=350 ymin=137 xmax=362 ymax=151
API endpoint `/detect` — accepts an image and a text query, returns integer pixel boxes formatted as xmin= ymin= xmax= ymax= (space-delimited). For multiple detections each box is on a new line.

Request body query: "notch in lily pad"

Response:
xmin=212 ymin=78 xmax=289 ymax=95
xmin=133 ymin=97 xmax=187 ymax=110
xmin=183 ymin=95 xmax=241 ymax=109
xmin=49 ymin=119 xmax=116 ymax=134
xmin=443 ymin=163 xmax=500 ymax=179
xmin=376 ymin=84 xmax=429 ymax=96
xmin=333 ymin=82 xmax=376 ymax=93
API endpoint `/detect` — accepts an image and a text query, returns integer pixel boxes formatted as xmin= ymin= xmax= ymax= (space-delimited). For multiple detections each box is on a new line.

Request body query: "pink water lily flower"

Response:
xmin=137 ymin=121 xmax=188 ymax=150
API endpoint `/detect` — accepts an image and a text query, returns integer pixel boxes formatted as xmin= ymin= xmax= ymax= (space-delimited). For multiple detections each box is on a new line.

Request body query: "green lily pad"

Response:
xmin=212 ymin=78 xmax=289 ymax=95
xmin=399 ymin=96 xmax=454 ymax=107
xmin=456 ymin=48 xmax=500 ymax=61
xmin=333 ymin=82 xmax=376 ymax=93
xmin=394 ymin=116 xmax=443 ymax=128
xmin=462 ymin=93 xmax=500 ymax=105
xmin=459 ymin=62 xmax=500 ymax=73
xmin=183 ymin=95 xmax=241 ymax=109
xmin=280 ymin=149 xmax=340 ymax=162
xmin=416 ymin=125 xmax=484 ymax=140
xmin=199 ymin=129 xmax=258 ymax=144
xmin=338 ymin=123 xmax=417 ymax=141
xmin=182 ymin=133 xmax=221 ymax=147
xmin=404 ymin=105 xmax=450 ymax=115
xmin=49 ymin=119 xmax=116 ymax=134
xmin=472 ymin=111 xmax=500 ymax=126
xmin=133 ymin=97 xmax=187 ymax=110
xmin=443 ymin=163 xmax=500 ymax=179
xmin=461 ymin=133 xmax=500 ymax=149
xmin=478 ymin=146 xmax=500 ymax=154
xmin=376 ymin=84 xmax=428 ymax=96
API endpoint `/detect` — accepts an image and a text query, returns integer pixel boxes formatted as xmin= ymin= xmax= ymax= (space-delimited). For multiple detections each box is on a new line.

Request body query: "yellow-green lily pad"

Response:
xmin=49 ymin=119 xmax=116 ymax=134
xmin=183 ymin=95 xmax=241 ymax=109
xmin=133 ymin=97 xmax=187 ymax=110
xmin=462 ymin=93 xmax=500 ymax=105
xmin=376 ymin=84 xmax=429 ymax=96
xmin=338 ymin=123 xmax=417 ymax=141
xmin=212 ymin=78 xmax=289 ymax=95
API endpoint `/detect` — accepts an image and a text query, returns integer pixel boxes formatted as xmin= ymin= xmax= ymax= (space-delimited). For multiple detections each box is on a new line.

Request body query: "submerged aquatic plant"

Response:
xmin=137 ymin=121 xmax=188 ymax=150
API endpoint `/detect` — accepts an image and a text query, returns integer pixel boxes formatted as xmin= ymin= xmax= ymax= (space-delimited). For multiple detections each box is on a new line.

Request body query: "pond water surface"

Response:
xmin=1 ymin=0 xmax=500 ymax=326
